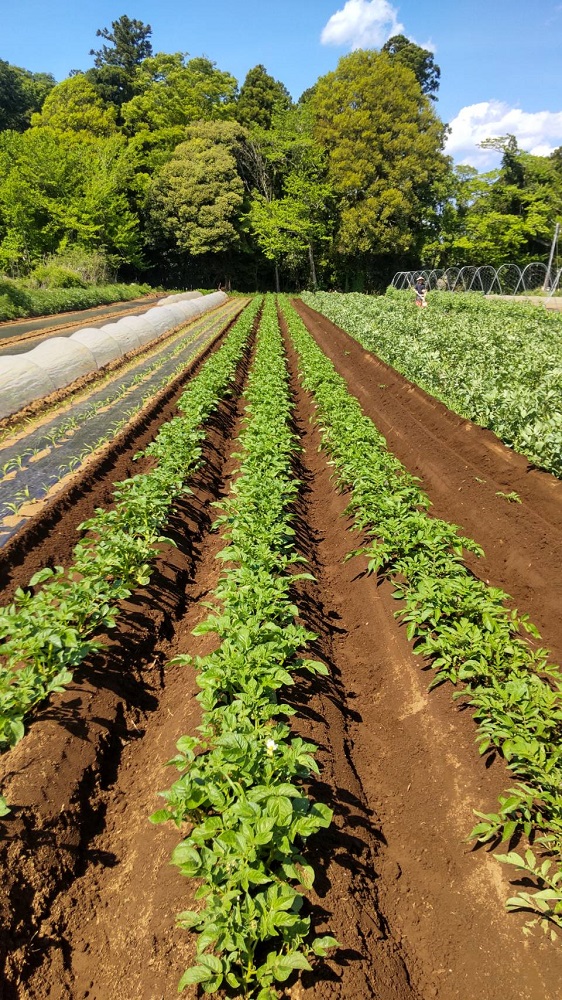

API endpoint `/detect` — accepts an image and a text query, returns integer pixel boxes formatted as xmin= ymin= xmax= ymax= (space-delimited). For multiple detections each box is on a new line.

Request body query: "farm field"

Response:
xmin=0 ymin=296 xmax=163 ymax=355
xmin=301 ymin=291 xmax=562 ymax=478
xmin=0 ymin=298 xmax=244 ymax=548
xmin=0 ymin=295 xmax=561 ymax=999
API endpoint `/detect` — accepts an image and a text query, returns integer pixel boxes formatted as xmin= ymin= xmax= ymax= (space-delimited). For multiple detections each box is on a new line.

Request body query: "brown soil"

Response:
xmin=0 ymin=300 xmax=561 ymax=1000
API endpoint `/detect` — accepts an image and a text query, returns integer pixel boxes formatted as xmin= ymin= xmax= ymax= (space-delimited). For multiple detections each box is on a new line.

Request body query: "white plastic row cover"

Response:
xmin=157 ymin=290 xmax=204 ymax=306
xmin=0 ymin=291 xmax=227 ymax=419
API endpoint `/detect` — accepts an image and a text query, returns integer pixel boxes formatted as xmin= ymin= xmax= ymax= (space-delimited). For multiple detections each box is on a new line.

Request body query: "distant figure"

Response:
xmin=414 ymin=275 xmax=428 ymax=307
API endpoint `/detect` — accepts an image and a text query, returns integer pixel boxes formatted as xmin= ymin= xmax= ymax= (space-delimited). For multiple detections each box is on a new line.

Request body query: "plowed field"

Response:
xmin=0 ymin=299 xmax=561 ymax=1000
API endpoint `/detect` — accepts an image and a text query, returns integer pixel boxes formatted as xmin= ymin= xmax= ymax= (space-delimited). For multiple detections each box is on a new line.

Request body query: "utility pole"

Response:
xmin=543 ymin=222 xmax=560 ymax=292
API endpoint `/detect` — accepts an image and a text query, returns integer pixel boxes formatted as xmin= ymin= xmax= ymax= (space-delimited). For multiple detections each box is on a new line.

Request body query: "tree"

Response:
xmin=246 ymin=104 xmax=334 ymax=289
xmin=236 ymin=65 xmax=291 ymax=129
xmin=90 ymin=15 xmax=153 ymax=73
xmin=148 ymin=121 xmax=247 ymax=258
xmin=311 ymin=50 xmax=449 ymax=285
xmin=123 ymin=54 xmax=237 ymax=134
xmin=381 ymin=35 xmax=440 ymax=100
xmin=0 ymin=60 xmax=55 ymax=132
xmin=423 ymin=136 xmax=562 ymax=268
xmin=86 ymin=15 xmax=153 ymax=111
xmin=30 ymin=76 xmax=117 ymax=136
xmin=0 ymin=126 xmax=141 ymax=273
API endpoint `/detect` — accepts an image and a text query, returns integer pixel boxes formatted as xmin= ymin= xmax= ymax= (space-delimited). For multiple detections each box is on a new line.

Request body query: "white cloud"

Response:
xmin=321 ymin=0 xmax=404 ymax=49
xmin=445 ymin=101 xmax=562 ymax=169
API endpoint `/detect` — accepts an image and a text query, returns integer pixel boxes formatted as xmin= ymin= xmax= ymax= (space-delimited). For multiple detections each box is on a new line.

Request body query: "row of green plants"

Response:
xmin=152 ymin=296 xmax=336 ymax=996
xmin=0 ymin=298 xmax=260 ymax=806
xmin=0 ymin=305 xmax=240 ymax=520
xmin=0 ymin=276 xmax=155 ymax=322
xmin=281 ymin=296 xmax=562 ymax=940
xmin=301 ymin=290 xmax=562 ymax=478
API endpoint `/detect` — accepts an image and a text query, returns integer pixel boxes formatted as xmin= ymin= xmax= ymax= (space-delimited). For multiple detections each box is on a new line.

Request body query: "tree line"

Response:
xmin=1 ymin=16 xmax=561 ymax=292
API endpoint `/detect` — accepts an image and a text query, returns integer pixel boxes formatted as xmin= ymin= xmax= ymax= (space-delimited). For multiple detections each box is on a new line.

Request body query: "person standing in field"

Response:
xmin=414 ymin=275 xmax=428 ymax=307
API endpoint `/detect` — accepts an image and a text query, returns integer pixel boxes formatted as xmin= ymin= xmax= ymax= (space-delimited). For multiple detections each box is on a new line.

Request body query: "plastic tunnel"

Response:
xmin=70 ymin=327 xmax=123 ymax=366
xmin=0 ymin=291 xmax=228 ymax=421
xmin=0 ymin=356 xmax=59 ymax=418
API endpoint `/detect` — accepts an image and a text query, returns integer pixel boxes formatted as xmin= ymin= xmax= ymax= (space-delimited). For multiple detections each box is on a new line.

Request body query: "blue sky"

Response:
xmin=2 ymin=0 xmax=562 ymax=169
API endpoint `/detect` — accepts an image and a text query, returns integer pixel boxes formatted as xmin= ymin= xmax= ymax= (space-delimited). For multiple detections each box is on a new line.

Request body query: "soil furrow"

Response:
xmin=292 ymin=299 xmax=562 ymax=666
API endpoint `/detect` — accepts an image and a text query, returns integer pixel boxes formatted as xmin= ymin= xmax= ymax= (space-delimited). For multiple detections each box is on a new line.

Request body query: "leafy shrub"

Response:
xmin=30 ymin=264 xmax=87 ymax=289
xmin=0 ymin=278 xmax=33 ymax=319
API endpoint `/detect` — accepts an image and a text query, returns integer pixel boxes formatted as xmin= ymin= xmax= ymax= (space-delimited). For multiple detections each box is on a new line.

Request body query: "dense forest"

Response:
xmin=1 ymin=15 xmax=561 ymax=291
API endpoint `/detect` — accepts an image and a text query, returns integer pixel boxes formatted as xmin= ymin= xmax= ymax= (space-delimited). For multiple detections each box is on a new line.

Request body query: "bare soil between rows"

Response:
xmin=0 ymin=300 xmax=561 ymax=999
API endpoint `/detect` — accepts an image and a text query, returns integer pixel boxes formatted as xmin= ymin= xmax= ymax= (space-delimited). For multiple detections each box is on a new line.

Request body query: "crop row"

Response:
xmin=301 ymin=290 xmax=562 ymax=478
xmin=0 ymin=297 xmax=260 ymax=791
xmin=281 ymin=296 xmax=562 ymax=939
xmin=152 ymin=296 xmax=335 ymax=997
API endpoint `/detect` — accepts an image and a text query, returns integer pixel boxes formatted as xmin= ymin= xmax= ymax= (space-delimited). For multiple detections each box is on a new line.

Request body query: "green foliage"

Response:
xmin=122 ymin=54 xmax=238 ymax=158
xmin=29 ymin=264 xmax=87 ymax=289
xmin=0 ymin=280 xmax=152 ymax=322
xmin=148 ymin=121 xmax=247 ymax=255
xmin=90 ymin=15 xmax=153 ymax=73
xmin=246 ymin=104 xmax=334 ymax=287
xmin=303 ymin=291 xmax=562 ymax=478
xmin=236 ymin=64 xmax=292 ymax=129
xmin=0 ymin=127 xmax=142 ymax=271
xmin=0 ymin=59 xmax=55 ymax=132
xmin=428 ymin=139 xmax=562 ymax=268
xmin=30 ymin=76 xmax=117 ymax=136
xmin=381 ymin=35 xmax=441 ymax=99
xmin=311 ymin=49 xmax=449 ymax=261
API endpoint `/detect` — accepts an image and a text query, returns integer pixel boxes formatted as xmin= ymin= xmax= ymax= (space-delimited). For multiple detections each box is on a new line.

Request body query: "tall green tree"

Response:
xmin=0 ymin=126 xmax=141 ymax=273
xmin=0 ymin=60 xmax=55 ymax=132
xmin=236 ymin=65 xmax=291 ymax=129
xmin=147 ymin=121 xmax=247 ymax=280
xmin=86 ymin=15 xmax=153 ymax=110
xmin=30 ymin=76 xmax=117 ymax=136
xmin=311 ymin=50 xmax=449 ymax=286
xmin=381 ymin=35 xmax=440 ymax=100
xmin=90 ymin=15 xmax=153 ymax=73
xmin=246 ymin=105 xmax=334 ymax=289
xmin=122 ymin=54 xmax=238 ymax=169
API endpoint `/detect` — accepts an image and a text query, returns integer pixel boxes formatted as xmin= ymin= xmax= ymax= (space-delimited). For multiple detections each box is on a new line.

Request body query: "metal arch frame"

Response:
xmin=391 ymin=262 xmax=562 ymax=297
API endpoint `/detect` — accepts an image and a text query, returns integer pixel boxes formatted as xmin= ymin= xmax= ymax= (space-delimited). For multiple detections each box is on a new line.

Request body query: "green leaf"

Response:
xmin=271 ymin=952 xmax=312 ymax=982
xmin=311 ymin=935 xmax=339 ymax=956
xmin=149 ymin=808 xmax=171 ymax=825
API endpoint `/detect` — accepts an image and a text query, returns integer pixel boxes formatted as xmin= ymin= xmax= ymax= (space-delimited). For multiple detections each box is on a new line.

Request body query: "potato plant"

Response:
xmin=281 ymin=296 xmax=562 ymax=939
xmin=153 ymin=297 xmax=336 ymax=996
